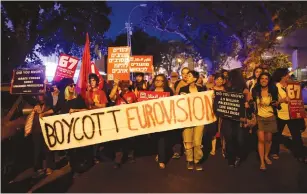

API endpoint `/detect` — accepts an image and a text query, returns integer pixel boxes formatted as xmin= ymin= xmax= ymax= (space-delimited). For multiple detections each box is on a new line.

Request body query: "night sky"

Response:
xmin=105 ymin=1 xmax=182 ymax=41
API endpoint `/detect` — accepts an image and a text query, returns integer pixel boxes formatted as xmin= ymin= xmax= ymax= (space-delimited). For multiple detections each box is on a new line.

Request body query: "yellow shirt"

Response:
xmin=276 ymin=83 xmax=290 ymax=120
xmin=256 ymin=96 xmax=274 ymax=118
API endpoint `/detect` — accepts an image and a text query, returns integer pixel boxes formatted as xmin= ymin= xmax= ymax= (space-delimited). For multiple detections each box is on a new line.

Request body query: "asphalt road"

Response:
xmin=4 ymin=141 xmax=307 ymax=193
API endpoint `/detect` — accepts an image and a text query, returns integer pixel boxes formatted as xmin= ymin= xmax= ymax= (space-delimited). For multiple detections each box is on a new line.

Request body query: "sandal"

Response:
xmin=271 ymin=154 xmax=279 ymax=160
xmin=260 ymin=164 xmax=267 ymax=171
xmin=172 ymin=153 xmax=181 ymax=159
xmin=159 ymin=163 xmax=165 ymax=169
xmin=265 ymin=157 xmax=272 ymax=165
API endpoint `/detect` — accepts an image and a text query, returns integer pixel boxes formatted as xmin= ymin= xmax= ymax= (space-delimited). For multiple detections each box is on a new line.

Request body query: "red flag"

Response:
xmin=90 ymin=61 xmax=104 ymax=90
xmin=76 ymin=33 xmax=91 ymax=99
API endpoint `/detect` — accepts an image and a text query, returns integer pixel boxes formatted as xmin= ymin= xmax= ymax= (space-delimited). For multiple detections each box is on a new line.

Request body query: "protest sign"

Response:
xmin=137 ymin=91 xmax=170 ymax=102
xmin=287 ymin=82 xmax=306 ymax=119
xmin=53 ymin=54 xmax=79 ymax=82
xmin=107 ymin=47 xmax=131 ymax=81
xmin=11 ymin=67 xmax=45 ymax=95
xmin=213 ymin=91 xmax=245 ymax=121
xmin=40 ymin=91 xmax=216 ymax=150
xmin=130 ymin=56 xmax=153 ymax=73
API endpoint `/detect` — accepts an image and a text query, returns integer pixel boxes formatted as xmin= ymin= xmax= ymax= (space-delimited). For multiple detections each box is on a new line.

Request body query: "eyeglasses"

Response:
xmin=69 ymin=84 xmax=76 ymax=87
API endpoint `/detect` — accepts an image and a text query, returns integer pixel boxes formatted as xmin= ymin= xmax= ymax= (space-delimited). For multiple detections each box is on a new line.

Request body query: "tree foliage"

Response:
xmin=1 ymin=1 xmax=111 ymax=81
xmin=141 ymin=2 xmax=307 ymax=71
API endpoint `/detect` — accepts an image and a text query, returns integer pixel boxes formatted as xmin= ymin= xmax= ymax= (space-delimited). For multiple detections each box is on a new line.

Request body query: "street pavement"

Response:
xmin=3 ymin=142 xmax=307 ymax=193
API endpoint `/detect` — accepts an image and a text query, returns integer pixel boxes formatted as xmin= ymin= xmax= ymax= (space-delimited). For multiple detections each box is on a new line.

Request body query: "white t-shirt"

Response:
xmin=256 ymin=96 xmax=274 ymax=118
xmin=276 ymin=82 xmax=290 ymax=120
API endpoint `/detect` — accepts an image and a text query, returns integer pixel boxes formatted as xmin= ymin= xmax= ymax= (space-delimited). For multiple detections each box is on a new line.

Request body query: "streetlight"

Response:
xmin=126 ymin=3 xmax=147 ymax=56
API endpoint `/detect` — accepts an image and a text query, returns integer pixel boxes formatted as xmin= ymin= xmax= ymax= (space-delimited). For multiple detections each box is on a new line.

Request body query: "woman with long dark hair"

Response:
xmin=271 ymin=68 xmax=307 ymax=164
xmin=247 ymin=67 xmax=263 ymax=93
xmin=252 ymin=72 xmax=279 ymax=171
xmin=150 ymin=74 xmax=174 ymax=169
xmin=221 ymin=68 xmax=252 ymax=167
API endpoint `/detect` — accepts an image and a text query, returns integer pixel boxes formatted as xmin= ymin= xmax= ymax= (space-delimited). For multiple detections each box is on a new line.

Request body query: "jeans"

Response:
xmin=221 ymin=119 xmax=247 ymax=164
xmin=271 ymin=118 xmax=305 ymax=158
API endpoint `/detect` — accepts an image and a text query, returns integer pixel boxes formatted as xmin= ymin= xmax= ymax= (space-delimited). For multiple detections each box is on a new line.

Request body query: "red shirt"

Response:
xmin=115 ymin=91 xmax=137 ymax=105
xmin=86 ymin=89 xmax=108 ymax=109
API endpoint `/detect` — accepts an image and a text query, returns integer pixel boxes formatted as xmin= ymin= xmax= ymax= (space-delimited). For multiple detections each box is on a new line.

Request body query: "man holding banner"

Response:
xmin=85 ymin=73 xmax=108 ymax=164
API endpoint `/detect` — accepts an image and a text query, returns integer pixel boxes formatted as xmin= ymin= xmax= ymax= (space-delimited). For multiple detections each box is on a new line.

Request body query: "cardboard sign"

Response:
xmin=107 ymin=47 xmax=130 ymax=81
xmin=130 ymin=56 xmax=153 ymax=73
xmin=40 ymin=91 xmax=216 ymax=150
xmin=287 ymin=82 xmax=306 ymax=119
xmin=213 ymin=91 xmax=245 ymax=121
xmin=53 ymin=54 xmax=79 ymax=82
xmin=137 ymin=91 xmax=170 ymax=102
xmin=11 ymin=67 xmax=45 ymax=95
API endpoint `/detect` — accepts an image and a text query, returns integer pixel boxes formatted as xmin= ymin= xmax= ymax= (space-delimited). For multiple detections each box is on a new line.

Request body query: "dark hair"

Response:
xmin=214 ymin=73 xmax=225 ymax=80
xmin=150 ymin=74 xmax=172 ymax=92
xmin=227 ymin=69 xmax=247 ymax=92
xmin=135 ymin=72 xmax=145 ymax=78
xmin=181 ymin=67 xmax=190 ymax=73
xmin=252 ymin=67 xmax=263 ymax=79
xmin=88 ymin=73 xmax=99 ymax=87
xmin=252 ymin=72 xmax=279 ymax=110
xmin=188 ymin=70 xmax=199 ymax=83
xmin=271 ymin=68 xmax=289 ymax=83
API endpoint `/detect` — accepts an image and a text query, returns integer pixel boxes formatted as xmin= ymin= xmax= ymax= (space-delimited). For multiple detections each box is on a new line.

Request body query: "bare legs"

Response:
xmin=257 ymin=130 xmax=272 ymax=170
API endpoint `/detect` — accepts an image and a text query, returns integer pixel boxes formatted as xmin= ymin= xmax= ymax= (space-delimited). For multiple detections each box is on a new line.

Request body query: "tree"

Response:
xmin=1 ymin=1 xmax=111 ymax=82
xmin=141 ymin=2 xmax=307 ymax=71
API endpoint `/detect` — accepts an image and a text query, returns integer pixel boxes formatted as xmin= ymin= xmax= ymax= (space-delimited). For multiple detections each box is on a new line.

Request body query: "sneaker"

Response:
xmin=195 ymin=163 xmax=203 ymax=171
xmin=234 ymin=158 xmax=241 ymax=168
xmin=127 ymin=156 xmax=136 ymax=163
xmin=113 ymin=163 xmax=121 ymax=169
xmin=187 ymin=162 xmax=194 ymax=170
xmin=172 ymin=153 xmax=181 ymax=159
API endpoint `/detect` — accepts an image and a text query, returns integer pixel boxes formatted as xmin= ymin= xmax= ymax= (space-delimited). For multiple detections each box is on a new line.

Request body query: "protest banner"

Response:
xmin=10 ymin=67 xmax=45 ymax=95
xmin=107 ymin=47 xmax=131 ymax=81
xmin=40 ymin=91 xmax=216 ymax=150
xmin=137 ymin=91 xmax=170 ymax=102
xmin=213 ymin=91 xmax=245 ymax=121
xmin=53 ymin=54 xmax=79 ymax=82
xmin=130 ymin=56 xmax=153 ymax=73
xmin=287 ymin=82 xmax=306 ymax=119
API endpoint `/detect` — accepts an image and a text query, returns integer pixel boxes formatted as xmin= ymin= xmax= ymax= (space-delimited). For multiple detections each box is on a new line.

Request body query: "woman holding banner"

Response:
xmin=109 ymin=79 xmax=138 ymax=168
xmin=271 ymin=68 xmax=307 ymax=164
xmin=252 ymin=72 xmax=279 ymax=171
xmin=149 ymin=74 xmax=174 ymax=169
xmin=179 ymin=70 xmax=206 ymax=171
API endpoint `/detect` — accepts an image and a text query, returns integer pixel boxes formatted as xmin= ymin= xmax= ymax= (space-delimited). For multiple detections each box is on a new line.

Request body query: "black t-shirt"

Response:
xmin=178 ymin=85 xmax=206 ymax=95
xmin=61 ymin=95 xmax=87 ymax=114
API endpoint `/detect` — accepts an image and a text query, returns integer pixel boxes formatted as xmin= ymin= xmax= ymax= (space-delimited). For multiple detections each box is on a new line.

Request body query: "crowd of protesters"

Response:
xmin=26 ymin=65 xmax=307 ymax=178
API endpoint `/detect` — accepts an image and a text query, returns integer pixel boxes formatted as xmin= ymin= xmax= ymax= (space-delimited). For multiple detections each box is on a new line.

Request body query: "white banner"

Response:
xmin=40 ymin=91 xmax=217 ymax=150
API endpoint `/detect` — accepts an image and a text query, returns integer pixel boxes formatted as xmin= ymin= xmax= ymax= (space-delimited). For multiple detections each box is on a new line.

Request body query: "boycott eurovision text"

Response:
xmin=40 ymin=91 xmax=216 ymax=150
